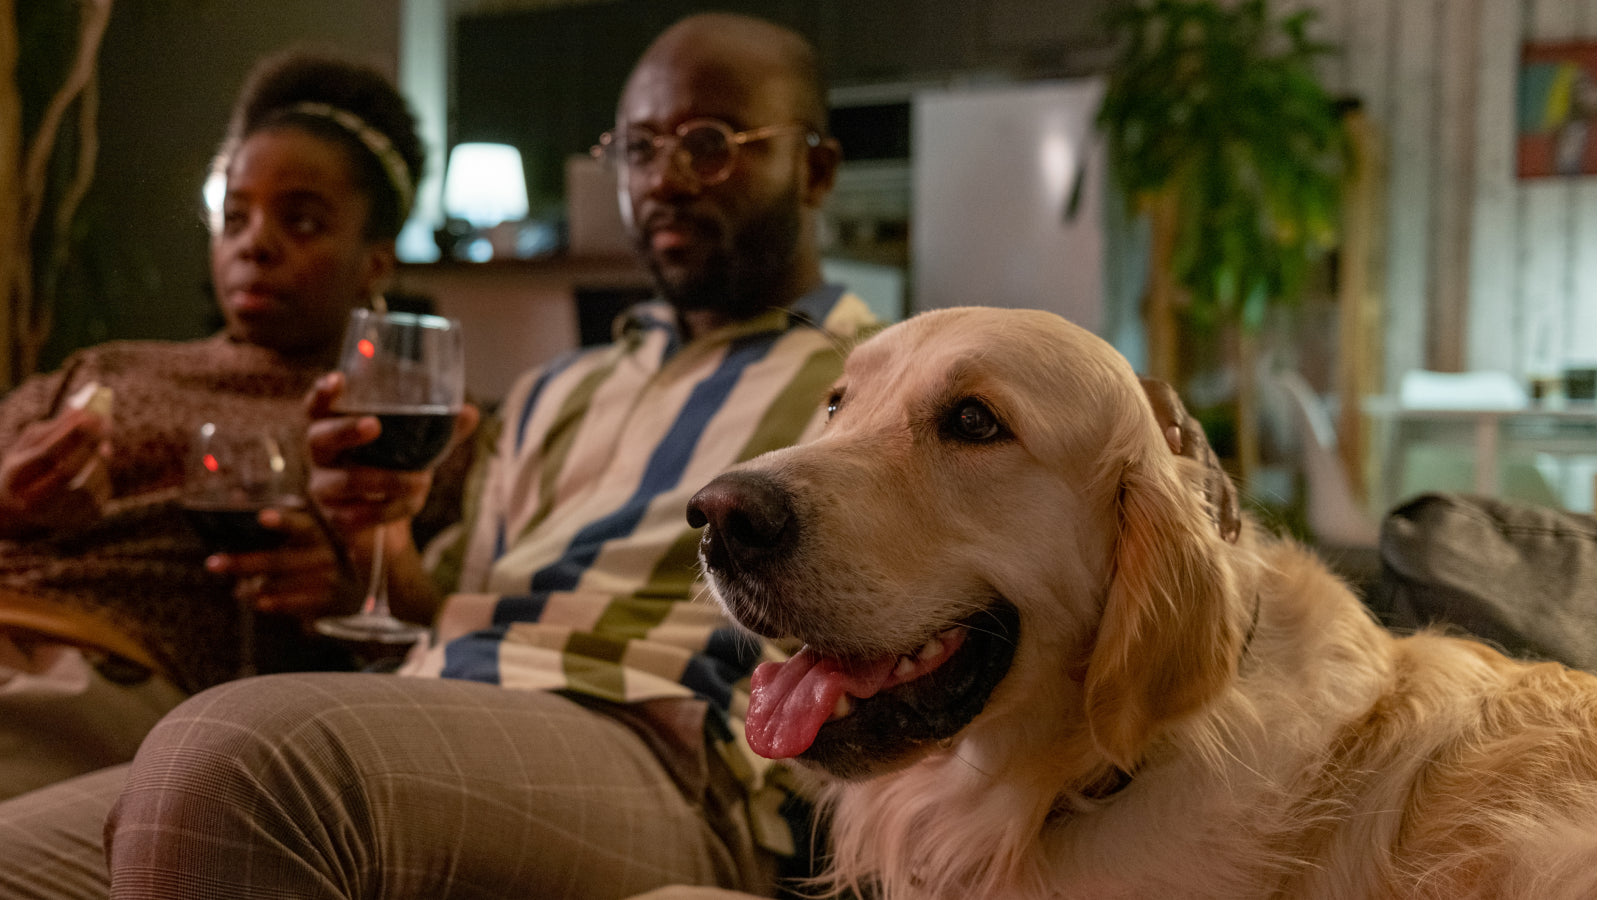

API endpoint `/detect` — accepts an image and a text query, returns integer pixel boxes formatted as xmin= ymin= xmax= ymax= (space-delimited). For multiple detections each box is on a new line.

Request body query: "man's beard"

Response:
xmin=649 ymin=186 xmax=803 ymax=322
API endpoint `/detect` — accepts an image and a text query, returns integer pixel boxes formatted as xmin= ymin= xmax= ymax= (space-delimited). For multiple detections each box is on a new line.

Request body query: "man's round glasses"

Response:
xmin=592 ymin=118 xmax=820 ymax=187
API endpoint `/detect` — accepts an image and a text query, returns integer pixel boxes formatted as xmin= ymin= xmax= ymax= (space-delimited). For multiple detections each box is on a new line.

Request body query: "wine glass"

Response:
xmin=313 ymin=308 xmax=464 ymax=659
xmin=180 ymin=421 xmax=297 ymax=677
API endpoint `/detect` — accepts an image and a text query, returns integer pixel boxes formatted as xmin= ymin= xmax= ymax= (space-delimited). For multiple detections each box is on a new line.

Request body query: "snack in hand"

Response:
xmin=64 ymin=381 xmax=114 ymax=492
xmin=66 ymin=381 xmax=115 ymax=417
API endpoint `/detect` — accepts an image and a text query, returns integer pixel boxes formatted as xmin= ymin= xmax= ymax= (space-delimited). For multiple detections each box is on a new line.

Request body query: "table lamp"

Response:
xmin=439 ymin=142 xmax=529 ymax=260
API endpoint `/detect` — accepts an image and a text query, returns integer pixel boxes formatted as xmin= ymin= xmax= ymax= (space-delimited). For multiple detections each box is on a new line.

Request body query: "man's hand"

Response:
xmin=303 ymin=372 xmax=480 ymax=543
xmin=1139 ymin=377 xmax=1241 ymax=542
xmin=0 ymin=409 xmax=113 ymax=538
xmin=299 ymin=372 xmax=479 ymax=626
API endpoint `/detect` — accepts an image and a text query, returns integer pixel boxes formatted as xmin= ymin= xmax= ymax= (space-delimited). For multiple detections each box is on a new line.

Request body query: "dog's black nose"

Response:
xmin=687 ymin=471 xmax=795 ymax=568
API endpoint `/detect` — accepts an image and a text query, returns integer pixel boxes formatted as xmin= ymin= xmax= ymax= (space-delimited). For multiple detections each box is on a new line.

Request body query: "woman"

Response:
xmin=0 ymin=50 xmax=428 ymax=801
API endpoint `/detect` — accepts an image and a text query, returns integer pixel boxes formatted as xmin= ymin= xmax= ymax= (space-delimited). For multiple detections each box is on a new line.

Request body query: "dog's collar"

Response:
xmin=1050 ymin=596 xmax=1261 ymax=823
xmin=1048 ymin=765 xmax=1136 ymax=820
xmin=1084 ymin=765 xmax=1135 ymax=801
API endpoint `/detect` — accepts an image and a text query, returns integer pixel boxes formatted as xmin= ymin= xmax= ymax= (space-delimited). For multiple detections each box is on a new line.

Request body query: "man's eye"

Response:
xmin=679 ymin=126 xmax=729 ymax=160
xmin=943 ymin=398 xmax=1005 ymax=443
xmin=622 ymin=134 xmax=658 ymax=164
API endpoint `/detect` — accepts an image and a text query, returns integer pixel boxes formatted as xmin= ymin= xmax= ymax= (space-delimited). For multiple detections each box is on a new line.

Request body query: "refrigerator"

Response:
xmin=911 ymin=79 xmax=1106 ymax=336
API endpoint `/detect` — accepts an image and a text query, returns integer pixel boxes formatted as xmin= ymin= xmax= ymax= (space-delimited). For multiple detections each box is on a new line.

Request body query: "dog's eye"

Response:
xmin=826 ymin=390 xmax=843 ymax=420
xmin=944 ymin=398 xmax=1005 ymax=443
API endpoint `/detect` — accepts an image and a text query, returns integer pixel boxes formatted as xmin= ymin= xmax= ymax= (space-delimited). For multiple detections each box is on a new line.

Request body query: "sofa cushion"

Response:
xmin=1370 ymin=492 xmax=1596 ymax=671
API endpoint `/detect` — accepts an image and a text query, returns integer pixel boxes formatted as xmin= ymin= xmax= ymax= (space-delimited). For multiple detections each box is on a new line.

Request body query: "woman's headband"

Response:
xmin=288 ymin=101 xmax=415 ymax=222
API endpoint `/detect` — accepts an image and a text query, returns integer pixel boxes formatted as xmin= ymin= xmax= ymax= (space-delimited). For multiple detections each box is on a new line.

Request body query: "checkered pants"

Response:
xmin=1 ymin=672 xmax=767 ymax=899
xmin=0 ymin=763 xmax=127 ymax=898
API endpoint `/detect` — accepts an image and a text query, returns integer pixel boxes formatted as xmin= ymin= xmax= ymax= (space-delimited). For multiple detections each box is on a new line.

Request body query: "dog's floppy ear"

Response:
xmin=1082 ymin=456 xmax=1240 ymax=771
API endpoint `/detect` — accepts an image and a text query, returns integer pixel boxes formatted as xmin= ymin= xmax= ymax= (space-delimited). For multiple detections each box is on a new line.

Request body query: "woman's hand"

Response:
xmin=1139 ymin=377 xmax=1241 ymax=542
xmin=0 ymin=409 xmax=113 ymax=538
xmin=207 ymin=505 xmax=359 ymax=621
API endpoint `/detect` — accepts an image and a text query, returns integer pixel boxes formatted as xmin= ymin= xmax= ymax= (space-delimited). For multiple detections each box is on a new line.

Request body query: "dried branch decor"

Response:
xmin=0 ymin=0 xmax=112 ymax=390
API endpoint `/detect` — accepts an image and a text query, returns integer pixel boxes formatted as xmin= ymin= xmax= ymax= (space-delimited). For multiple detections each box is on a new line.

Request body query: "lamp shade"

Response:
xmin=442 ymin=142 xmax=529 ymax=227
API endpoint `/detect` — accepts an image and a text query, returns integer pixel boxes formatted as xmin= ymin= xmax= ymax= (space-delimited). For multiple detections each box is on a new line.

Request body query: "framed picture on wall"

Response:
xmin=1516 ymin=40 xmax=1597 ymax=179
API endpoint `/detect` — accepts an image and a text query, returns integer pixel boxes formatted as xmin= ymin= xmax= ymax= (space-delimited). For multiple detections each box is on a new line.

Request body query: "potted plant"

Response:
xmin=1097 ymin=0 xmax=1349 ymax=487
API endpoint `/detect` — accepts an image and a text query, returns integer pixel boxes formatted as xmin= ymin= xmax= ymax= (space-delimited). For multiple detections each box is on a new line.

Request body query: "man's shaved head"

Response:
xmin=626 ymin=13 xmax=829 ymax=134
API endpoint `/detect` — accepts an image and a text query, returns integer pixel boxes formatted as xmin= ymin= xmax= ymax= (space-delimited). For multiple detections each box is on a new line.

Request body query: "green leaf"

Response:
xmin=1241 ymin=277 xmax=1270 ymax=331
xmin=1097 ymin=0 xmax=1350 ymax=329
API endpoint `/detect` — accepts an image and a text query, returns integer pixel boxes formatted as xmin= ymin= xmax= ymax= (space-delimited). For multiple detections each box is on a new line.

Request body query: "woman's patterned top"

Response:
xmin=0 ymin=334 xmax=348 ymax=692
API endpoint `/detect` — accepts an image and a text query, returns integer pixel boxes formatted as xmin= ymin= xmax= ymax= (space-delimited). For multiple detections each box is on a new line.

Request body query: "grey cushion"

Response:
xmin=1370 ymin=492 xmax=1596 ymax=672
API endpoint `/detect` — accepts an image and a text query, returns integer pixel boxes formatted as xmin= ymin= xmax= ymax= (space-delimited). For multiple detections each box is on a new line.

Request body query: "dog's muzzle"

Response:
xmin=688 ymin=469 xmax=1019 ymax=779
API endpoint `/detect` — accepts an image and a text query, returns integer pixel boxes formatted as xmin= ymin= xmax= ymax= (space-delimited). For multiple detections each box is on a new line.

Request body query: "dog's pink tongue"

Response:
xmin=745 ymin=647 xmax=892 ymax=759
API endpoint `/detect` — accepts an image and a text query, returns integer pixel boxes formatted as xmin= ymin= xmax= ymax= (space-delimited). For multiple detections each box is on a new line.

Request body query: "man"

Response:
xmin=0 ymin=13 xmax=1229 ymax=899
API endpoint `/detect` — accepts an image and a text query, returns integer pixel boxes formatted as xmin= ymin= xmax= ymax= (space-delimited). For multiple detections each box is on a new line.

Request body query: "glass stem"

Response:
xmin=364 ymin=529 xmax=389 ymax=618
xmin=237 ymin=592 xmax=257 ymax=679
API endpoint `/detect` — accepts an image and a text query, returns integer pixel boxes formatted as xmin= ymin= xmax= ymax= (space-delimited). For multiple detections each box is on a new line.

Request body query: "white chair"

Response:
xmin=1273 ymin=370 xmax=1380 ymax=549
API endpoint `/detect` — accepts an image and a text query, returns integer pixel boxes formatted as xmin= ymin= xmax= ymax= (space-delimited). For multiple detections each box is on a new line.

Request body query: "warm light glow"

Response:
xmin=442 ymin=142 xmax=529 ymax=227
xmin=1037 ymin=126 xmax=1076 ymax=216
xmin=358 ymin=338 xmax=376 ymax=359
xmin=203 ymin=453 xmax=219 ymax=473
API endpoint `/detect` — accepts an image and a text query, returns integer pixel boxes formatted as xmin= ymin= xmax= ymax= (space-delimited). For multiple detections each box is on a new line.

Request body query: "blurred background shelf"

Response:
xmin=394 ymin=256 xmax=650 ymax=404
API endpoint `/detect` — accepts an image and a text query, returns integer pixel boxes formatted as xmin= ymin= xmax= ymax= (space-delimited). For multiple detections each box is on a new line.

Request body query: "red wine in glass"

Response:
xmin=180 ymin=422 xmax=298 ymax=677
xmin=316 ymin=309 xmax=465 ymax=656
xmin=333 ymin=405 xmax=457 ymax=470
xmin=180 ymin=501 xmax=290 ymax=554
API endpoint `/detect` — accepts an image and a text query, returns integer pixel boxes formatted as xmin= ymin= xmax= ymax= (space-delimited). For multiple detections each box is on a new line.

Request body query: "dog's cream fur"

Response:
xmin=699 ymin=307 xmax=1597 ymax=900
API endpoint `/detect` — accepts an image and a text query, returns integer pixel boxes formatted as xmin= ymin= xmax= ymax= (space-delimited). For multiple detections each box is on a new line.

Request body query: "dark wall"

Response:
xmin=452 ymin=0 xmax=1125 ymax=212
xmin=44 ymin=0 xmax=1119 ymax=371
xmin=41 ymin=0 xmax=400 ymax=372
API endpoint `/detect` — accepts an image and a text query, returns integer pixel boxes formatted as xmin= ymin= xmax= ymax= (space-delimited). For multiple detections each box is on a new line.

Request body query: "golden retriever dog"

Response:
xmin=686 ymin=307 xmax=1597 ymax=900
